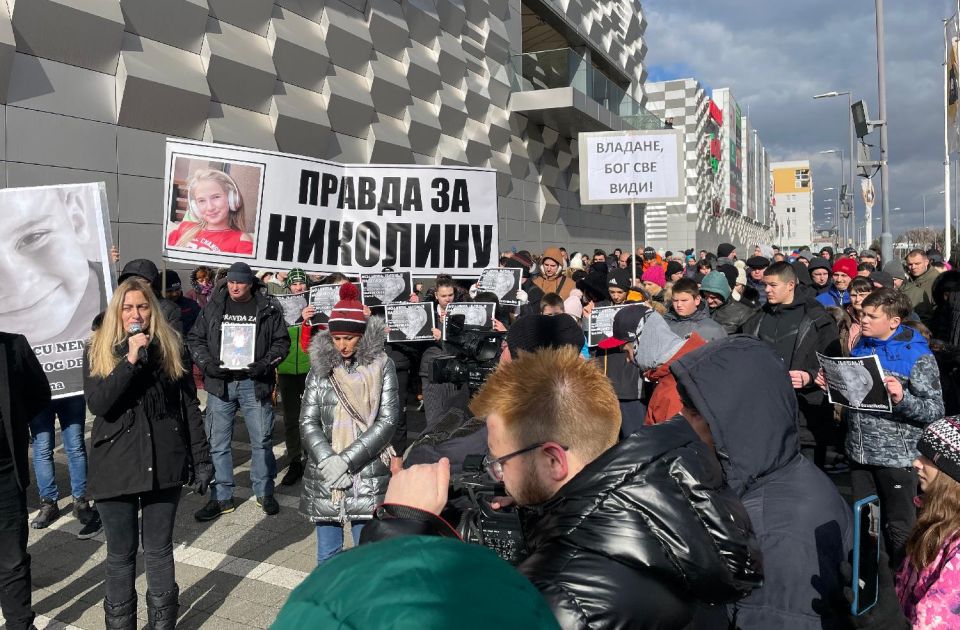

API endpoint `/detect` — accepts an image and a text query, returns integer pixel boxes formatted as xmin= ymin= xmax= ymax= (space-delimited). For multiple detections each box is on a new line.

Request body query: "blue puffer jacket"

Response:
xmin=816 ymin=285 xmax=850 ymax=308
xmin=847 ymin=326 xmax=944 ymax=467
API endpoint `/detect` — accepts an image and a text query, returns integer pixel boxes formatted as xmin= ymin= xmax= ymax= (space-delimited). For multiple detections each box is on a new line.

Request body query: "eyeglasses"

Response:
xmin=482 ymin=442 xmax=568 ymax=481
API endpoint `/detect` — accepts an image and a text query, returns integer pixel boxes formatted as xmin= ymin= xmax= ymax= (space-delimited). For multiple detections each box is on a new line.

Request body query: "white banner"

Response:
xmin=578 ymin=129 xmax=685 ymax=204
xmin=162 ymin=140 xmax=499 ymax=277
xmin=0 ymin=183 xmax=115 ymax=398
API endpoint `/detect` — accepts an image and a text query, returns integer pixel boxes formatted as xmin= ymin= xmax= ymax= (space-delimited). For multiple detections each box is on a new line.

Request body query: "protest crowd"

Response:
xmin=9 ymin=238 xmax=960 ymax=630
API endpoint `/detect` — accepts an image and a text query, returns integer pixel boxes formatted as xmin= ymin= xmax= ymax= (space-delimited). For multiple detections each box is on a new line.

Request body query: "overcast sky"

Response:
xmin=642 ymin=0 xmax=957 ymax=241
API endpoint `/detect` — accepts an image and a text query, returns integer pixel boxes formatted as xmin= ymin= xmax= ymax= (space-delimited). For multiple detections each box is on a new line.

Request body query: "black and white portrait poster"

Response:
xmin=275 ymin=292 xmax=307 ymax=326
xmin=385 ymin=303 xmax=435 ymax=343
xmin=588 ymin=305 xmax=628 ymax=347
xmin=443 ymin=302 xmax=495 ymax=340
xmin=360 ymin=272 xmax=412 ymax=307
xmin=221 ymin=324 xmax=257 ymax=369
xmin=817 ymin=353 xmax=892 ymax=412
xmin=0 ymin=183 xmax=115 ymax=398
xmin=476 ymin=267 xmax=522 ymax=305
xmin=308 ymin=285 xmax=341 ymax=324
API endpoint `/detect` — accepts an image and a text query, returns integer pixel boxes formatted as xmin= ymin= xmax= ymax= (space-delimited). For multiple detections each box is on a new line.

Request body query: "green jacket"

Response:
xmin=902 ymin=267 xmax=938 ymax=328
xmin=272 ymin=536 xmax=559 ymax=630
xmin=277 ymin=325 xmax=310 ymax=375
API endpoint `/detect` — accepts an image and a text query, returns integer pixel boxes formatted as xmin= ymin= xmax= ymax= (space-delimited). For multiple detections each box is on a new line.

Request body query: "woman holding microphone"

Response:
xmin=84 ymin=277 xmax=212 ymax=629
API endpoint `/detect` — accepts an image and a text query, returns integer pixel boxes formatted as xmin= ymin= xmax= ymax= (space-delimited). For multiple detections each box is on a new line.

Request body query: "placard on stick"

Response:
xmin=308 ymin=285 xmax=340 ymax=324
xmin=443 ymin=302 xmax=495 ymax=341
xmin=385 ymin=302 xmax=435 ymax=342
xmin=817 ymin=353 xmax=892 ymax=412
xmin=588 ymin=305 xmax=628 ymax=347
xmin=360 ymin=271 xmax=413 ymax=307
xmin=476 ymin=267 xmax=522 ymax=305
xmin=275 ymin=292 xmax=307 ymax=326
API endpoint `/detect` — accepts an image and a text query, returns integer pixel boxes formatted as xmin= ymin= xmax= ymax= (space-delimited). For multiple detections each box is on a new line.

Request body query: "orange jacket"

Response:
xmin=642 ymin=255 xmax=668 ymax=273
xmin=643 ymin=333 xmax=706 ymax=426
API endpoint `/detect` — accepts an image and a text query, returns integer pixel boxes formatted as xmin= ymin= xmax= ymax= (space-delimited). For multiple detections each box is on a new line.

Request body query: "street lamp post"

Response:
xmin=921 ymin=190 xmax=945 ymax=230
xmin=820 ymin=149 xmax=846 ymax=244
xmin=824 ymin=187 xmax=841 ymax=244
xmin=875 ymin=0 xmax=893 ymax=265
xmin=813 ymin=90 xmax=857 ymax=246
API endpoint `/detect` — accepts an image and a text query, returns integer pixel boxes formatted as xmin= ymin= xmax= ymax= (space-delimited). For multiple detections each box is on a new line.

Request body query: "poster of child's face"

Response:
xmin=165 ymin=156 xmax=265 ymax=258
xmin=0 ymin=183 xmax=112 ymax=347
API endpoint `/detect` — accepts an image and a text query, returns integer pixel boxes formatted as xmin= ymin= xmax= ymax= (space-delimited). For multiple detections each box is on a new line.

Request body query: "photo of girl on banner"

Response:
xmin=166 ymin=156 xmax=264 ymax=256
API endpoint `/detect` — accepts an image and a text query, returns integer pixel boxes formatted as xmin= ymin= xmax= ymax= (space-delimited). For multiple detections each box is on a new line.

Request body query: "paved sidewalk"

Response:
xmin=12 ymin=405 xmax=371 ymax=630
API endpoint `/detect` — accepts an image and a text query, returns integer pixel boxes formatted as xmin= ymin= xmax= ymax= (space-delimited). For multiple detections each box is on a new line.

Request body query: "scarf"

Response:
xmin=328 ymin=353 xmax=395 ymax=519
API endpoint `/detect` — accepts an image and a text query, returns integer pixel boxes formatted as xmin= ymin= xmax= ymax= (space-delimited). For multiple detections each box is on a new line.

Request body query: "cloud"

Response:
xmin=642 ymin=0 xmax=957 ymax=241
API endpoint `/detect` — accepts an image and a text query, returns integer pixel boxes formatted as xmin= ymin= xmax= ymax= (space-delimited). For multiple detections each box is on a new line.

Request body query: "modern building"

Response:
xmin=0 ymin=0 xmax=657 ymax=269
xmin=642 ymin=79 xmax=771 ymax=253
xmin=771 ymin=160 xmax=815 ymax=249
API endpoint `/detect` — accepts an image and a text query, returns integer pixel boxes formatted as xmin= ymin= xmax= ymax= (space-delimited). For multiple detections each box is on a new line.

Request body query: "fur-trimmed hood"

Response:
xmin=308 ymin=316 xmax=388 ymax=376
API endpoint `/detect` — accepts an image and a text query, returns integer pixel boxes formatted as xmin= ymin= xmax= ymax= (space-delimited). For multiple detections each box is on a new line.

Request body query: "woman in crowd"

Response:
xmin=84 ymin=277 xmax=212 ymax=630
xmin=896 ymin=416 xmax=960 ymax=626
xmin=299 ymin=282 xmax=399 ymax=564
xmin=167 ymin=169 xmax=253 ymax=255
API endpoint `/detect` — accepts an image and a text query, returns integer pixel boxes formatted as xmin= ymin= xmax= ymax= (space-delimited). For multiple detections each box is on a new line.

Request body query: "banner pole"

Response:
xmin=946 ymin=17 xmax=954 ymax=262
xmin=630 ymin=200 xmax=637 ymax=280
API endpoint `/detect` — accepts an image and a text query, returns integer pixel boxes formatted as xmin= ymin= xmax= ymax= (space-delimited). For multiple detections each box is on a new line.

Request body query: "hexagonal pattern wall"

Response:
xmin=0 ymin=0 xmax=648 ymax=263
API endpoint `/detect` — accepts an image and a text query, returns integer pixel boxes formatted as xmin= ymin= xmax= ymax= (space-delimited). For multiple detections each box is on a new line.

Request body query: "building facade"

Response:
xmin=643 ymin=79 xmax=771 ymax=253
xmin=771 ymin=160 xmax=815 ymax=249
xmin=0 ymin=0 xmax=651 ymax=270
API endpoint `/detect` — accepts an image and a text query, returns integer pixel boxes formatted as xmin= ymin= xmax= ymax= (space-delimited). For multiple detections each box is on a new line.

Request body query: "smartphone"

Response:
xmin=851 ymin=495 xmax=881 ymax=615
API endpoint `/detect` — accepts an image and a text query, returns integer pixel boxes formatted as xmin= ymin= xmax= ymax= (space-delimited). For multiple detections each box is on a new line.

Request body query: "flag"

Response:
xmin=709 ymin=100 xmax=722 ymax=126
xmin=947 ymin=13 xmax=960 ymax=154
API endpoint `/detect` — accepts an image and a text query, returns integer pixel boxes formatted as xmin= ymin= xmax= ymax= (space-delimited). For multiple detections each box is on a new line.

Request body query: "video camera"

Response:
xmin=443 ymin=454 xmax=527 ymax=565
xmin=431 ymin=314 xmax=506 ymax=393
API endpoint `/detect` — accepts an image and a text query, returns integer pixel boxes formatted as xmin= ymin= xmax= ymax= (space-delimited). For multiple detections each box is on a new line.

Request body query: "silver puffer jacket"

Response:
xmin=299 ymin=318 xmax=399 ymax=522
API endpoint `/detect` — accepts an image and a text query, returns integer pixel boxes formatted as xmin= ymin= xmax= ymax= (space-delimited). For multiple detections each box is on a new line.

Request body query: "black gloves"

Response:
xmin=204 ymin=360 xmax=232 ymax=380
xmin=193 ymin=461 xmax=214 ymax=496
xmin=246 ymin=360 xmax=272 ymax=379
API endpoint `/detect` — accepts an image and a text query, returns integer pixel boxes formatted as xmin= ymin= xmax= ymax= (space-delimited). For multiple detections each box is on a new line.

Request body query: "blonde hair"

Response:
xmin=87 ymin=278 xmax=185 ymax=380
xmin=906 ymin=471 xmax=960 ymax=569
xmin=175 ymin=168 xmax=246 ymax=248
xmin=470 ymin=347 xmax=620 ymax=460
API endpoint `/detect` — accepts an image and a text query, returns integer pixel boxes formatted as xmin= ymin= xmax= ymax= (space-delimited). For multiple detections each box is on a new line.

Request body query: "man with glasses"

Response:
xmin=362 ymin=348 xmax=763 ymax=628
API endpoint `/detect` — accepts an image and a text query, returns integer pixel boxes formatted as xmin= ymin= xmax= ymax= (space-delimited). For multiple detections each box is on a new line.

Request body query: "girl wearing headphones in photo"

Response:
xmin=167 ymin=168 xmax=254 ymax=255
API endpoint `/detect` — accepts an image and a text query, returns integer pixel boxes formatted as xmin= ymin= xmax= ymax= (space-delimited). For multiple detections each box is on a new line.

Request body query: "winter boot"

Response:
xmin=146 ymin=584 xmax=180 ymax=630
xmin=103 ymin=596 xmax=137 ymax=630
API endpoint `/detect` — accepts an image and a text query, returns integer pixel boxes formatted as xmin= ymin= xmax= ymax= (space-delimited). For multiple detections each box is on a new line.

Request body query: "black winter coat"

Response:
xmin=740 ymin=288 xmax=842 ymax=406
xmin=0 ymin=333 xmax=50 ymax=490
xmin=711 ymin=297 xmax=758 ymax=335
xmin=187 ymin=285 xmax=290 ymax=400
xmin=363 ymin=420 xmax=764 ymax=629
xmin=672 ymin=336 xmax=853 ymax=629
xmin=84 ymin=342 xmax=210 ymax=500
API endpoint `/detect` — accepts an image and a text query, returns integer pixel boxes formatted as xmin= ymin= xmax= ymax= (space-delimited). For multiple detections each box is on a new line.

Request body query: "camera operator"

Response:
xmin=361 ymin=347 xmax=763 ymax=629
xmin=405 ymin=313 xmax=586 ymax=473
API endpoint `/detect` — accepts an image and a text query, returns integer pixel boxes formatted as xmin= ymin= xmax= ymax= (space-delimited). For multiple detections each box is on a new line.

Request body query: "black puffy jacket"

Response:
xmin=711 ymin=297 xmax=758 ymax=335
xmin=363 ymin=420 xmax=763 ymax=629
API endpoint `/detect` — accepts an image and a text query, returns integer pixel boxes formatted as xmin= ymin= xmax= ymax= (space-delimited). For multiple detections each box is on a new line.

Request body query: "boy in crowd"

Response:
xmin=818 ymin=288 xmax=943 ymax=567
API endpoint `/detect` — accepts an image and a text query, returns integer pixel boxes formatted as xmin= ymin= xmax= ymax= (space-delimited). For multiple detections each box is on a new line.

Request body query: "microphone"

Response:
xmin=128 ymin=323 xmax=148 ymax=364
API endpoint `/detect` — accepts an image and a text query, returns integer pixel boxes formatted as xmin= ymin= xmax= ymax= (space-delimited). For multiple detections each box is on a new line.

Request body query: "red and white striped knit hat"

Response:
xmin=328 ymin=282 xmax=367 ymax=336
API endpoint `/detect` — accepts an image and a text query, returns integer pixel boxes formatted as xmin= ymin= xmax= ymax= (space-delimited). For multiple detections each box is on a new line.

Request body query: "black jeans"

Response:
xmin=277 ymin=373 xmax=307 ymax=463
xmin=98 ymin=486 xmax=182 ymax=603
xmin=0 ymin=470 xmax=32 ymax=630
xmin=850 ymin=462 xmax=918 ymax=569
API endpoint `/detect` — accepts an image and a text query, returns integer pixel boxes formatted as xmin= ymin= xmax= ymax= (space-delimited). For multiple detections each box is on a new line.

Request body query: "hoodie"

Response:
xmin=664 ymin=300 xmax=727 ymax=342
xmin=671 ymin=336 xmax=853 ymax=629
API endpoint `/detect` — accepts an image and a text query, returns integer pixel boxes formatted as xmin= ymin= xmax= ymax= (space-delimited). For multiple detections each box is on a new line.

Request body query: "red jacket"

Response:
xmin=643 ymin=333 xmax=706 ymax=426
